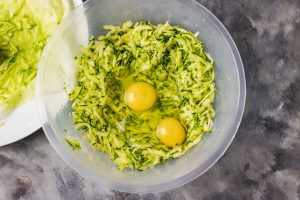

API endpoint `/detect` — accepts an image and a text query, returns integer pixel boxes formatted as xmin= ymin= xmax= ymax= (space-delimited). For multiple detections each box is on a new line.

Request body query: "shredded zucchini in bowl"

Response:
xmin=69 ymin=21 xmax=216 ymax=170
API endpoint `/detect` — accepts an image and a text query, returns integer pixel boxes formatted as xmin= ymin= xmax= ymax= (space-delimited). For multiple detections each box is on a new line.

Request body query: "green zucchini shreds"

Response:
xmin=0 ymin=0 xmax=65 ymax=116
xmin=65 ymin=138 xmax=81 ymax=150
xmin=69 ymin=21 xmax=216 ymax=170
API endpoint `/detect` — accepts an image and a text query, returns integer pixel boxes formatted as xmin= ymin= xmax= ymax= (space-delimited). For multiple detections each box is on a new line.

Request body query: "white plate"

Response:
xmin=0 ymin=100 xmax=41 ymax=146
xmin=0 ymin=0 xmax=83 ymax=146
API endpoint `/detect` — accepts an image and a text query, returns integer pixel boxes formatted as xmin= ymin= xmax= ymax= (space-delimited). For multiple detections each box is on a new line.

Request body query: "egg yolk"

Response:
xmin=124 ymin=82 xmax=156 ymax=112
xmin=156 ymin=118 xmax=186 ymax=147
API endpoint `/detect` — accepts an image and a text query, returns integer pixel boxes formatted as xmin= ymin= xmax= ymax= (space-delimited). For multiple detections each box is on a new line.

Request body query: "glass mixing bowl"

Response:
xmin=36 ymin=0 xmax=246 ymax=193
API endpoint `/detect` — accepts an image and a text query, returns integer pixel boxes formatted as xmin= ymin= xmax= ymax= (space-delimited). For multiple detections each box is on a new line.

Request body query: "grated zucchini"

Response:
xmin=0 ymin=0 xmax=65 ymax=116
xmin=69 ymin=21 xmax=216 ymax=170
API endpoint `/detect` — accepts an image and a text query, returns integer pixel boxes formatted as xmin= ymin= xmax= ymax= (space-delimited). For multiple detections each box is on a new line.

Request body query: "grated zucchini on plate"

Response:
xmin=0 ymin=0 xmax=65 ymax=116
xmin=69 ymin=21 xmax=216 ymax=170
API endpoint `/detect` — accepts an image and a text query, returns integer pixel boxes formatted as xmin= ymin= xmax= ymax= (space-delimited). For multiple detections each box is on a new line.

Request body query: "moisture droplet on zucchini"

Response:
xmin=69 ymin=21 xmax=216 ymax=170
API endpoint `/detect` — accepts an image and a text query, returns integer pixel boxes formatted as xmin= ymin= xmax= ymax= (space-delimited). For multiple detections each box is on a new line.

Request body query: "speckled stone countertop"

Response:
xmin=1 ymin=0 xmax=300 ymax=199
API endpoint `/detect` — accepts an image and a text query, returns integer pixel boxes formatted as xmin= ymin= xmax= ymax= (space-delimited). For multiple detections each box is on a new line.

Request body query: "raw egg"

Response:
xmin=124 ymin=81 xmax=156 ymax=111
xmin=156 ymin=118 xmax=186 ymax=147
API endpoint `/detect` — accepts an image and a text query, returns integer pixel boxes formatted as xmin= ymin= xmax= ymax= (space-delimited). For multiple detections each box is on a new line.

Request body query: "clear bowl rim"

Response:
xmin=37 ymin=0 xmax=246 ymax=193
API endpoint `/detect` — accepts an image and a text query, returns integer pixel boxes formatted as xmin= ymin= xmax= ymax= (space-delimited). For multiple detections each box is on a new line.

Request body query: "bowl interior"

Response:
xmin=37 ymin=0 xmax=245 ymax=193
